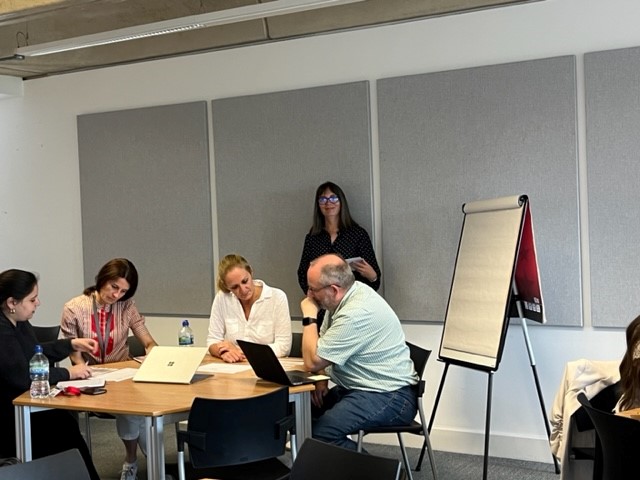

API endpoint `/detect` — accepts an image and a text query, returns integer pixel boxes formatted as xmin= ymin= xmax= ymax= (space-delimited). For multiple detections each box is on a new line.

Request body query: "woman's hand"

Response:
xmin=350 ymin=258 xmax=377 ymax=283
xmin=71 ymin=338 xmax=99 ymax=355
xmin=220 ymin=346 xmax=245 ymax=363
xmin=67 ymin=363 xmax=93 ymax=380
xmin=217 ymin=341 xmax=245 ymax=363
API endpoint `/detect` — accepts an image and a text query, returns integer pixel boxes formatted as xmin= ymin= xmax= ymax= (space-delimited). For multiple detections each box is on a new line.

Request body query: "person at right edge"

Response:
xmin=616 ymin=314 xmax=640 ymax=411
xmin=297 ymin=181 xmax=381 ymax=328
xmin=300 ymin=253 xmax=418 ymax=450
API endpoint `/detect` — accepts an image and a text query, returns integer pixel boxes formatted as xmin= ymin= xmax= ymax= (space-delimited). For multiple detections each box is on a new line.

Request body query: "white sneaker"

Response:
xmin=120 ymin=461 xmax=138 ymax=480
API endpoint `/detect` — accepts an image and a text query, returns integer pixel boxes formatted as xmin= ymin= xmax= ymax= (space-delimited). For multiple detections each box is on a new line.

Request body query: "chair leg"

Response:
xmin=396 ymin=434 xmax=414 ymax=480
xmin=356 ymin=431 xmax=364 ymax=452
xmin=290 ymin=432 xmax=297 ymax=462
xmin=177 ymin=449 xmax=186 ymax=480
xmin=84 ymin=412 xmax=92 ymax=454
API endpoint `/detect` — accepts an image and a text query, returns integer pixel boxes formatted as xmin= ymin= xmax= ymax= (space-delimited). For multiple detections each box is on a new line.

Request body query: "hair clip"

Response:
xmin=62 ymin=386 xmax=82 ymax=396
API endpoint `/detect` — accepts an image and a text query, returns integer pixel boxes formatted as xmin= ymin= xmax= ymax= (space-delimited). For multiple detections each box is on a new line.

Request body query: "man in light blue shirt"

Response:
xmin=301 ymin=253 xmax=418 ymax=450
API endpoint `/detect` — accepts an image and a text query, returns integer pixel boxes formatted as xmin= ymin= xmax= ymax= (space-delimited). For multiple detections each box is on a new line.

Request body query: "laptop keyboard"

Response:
xmin=287 ymin=373 xmax=308 ymax=384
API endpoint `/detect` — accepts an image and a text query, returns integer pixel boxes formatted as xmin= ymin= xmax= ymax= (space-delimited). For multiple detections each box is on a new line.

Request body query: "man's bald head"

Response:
xmin=308 ymin=254 xmax=355 ymax=291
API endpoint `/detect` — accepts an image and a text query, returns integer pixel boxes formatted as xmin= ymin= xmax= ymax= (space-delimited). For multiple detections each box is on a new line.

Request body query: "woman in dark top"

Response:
xmin=0 ymin=269 xmax=100 ymax=480
xmin=618 ymin=314 xmax=640 ymax=411
xmin=297 ymin=181 xmax=381 ymax=296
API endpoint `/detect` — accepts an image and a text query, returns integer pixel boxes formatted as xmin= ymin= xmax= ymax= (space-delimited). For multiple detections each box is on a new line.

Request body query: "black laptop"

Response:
xmin=237 ymin=339 xmax=323 ymax=386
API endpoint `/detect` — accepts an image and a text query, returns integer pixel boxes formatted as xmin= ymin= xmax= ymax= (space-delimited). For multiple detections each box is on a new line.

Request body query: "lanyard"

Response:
xmin=92 ymin=294 xmax=113 ymax=364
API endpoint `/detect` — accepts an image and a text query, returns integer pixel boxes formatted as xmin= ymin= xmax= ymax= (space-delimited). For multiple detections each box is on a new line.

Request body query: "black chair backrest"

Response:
xmin=0 ymin=449 xmax=90 ymax=480
xmin=407 ymin=342 xmax=431 ymax=379
xmin=290 ymin=332 xmax=303 ymax=357
xmin=573 ymin=382 xmax=620 ymax=432
xmin=184 ymin=386 xmax=293 ymax=468
xmin=126 ymin=335 xmax=146 ymax=357
xmin=32 ymin=325 xmax=61 ymax=343
xmin=289 ymin=438 xmax=402 ymax=480
xmin=577 ymin=392 xmax=640 ymax=480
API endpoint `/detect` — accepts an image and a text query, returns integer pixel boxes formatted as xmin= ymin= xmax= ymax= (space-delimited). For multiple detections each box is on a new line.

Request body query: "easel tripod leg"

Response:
xmin=483 ymin=372 xmax=493 ymax=480
xmin=520 ymin=319 xmax=561 ymax=474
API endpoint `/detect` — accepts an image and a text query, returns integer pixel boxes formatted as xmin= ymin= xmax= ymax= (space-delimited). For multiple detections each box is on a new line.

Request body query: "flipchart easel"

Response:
xmin=416 ymin=194 xmax=559 ymax=479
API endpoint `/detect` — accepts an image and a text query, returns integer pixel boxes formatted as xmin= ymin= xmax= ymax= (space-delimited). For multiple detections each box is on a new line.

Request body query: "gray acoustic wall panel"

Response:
xmin=212 ymin=82 xmax=372 ymax=315
xmin=378 ymin=56 xmax=580 ymax=326
xmin=585 ymin=46 xmax=640 ymax=327
xmin=77 ymin=101 xmax=213 ymax=316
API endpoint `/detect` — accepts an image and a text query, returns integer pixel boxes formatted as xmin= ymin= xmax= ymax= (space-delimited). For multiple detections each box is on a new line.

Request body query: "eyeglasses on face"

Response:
xmin=307 ymin=284 xmax=334 ymax=293
xmin=318 ymin=194 xmax=340 ymax=205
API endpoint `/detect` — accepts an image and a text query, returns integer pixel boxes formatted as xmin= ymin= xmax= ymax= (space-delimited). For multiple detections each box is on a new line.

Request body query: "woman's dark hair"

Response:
xmin=0 ymin=269 xmax=38 ymax=305
xmin=83 ymin=258 xmax=138 ymax=302
xmin=619 ymin=314 xmax=640 ymax=411
xmin=310 ymin=181 xmax=359 ymax=235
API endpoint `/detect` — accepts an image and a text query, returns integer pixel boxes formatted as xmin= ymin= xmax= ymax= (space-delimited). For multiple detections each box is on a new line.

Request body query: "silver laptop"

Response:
xmin=133 ymin=346 xmax=208 ymax=384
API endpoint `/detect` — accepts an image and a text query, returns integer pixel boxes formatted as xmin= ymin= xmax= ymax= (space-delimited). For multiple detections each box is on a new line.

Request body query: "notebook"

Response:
xmin=237 ymin=339 xmax=328 ymax=386
xmin=132 ymin=346 xmax=209 ymax=384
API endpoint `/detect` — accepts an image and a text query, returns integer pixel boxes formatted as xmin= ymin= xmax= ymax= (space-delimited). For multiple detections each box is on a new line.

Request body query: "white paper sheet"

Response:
xmin=196 ymin=363 xmax=253 ymax=374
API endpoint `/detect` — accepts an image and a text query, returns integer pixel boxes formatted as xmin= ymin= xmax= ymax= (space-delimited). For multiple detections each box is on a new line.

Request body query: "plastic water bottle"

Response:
xmin=29 ymin=345 xmax=50 ymax=398
xmin=178 ymin=320 xmax=194 ymax=347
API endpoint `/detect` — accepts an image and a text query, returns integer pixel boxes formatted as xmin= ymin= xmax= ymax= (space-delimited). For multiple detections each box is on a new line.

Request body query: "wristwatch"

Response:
xmin=302 ymin=317 xmax=317 ymax=327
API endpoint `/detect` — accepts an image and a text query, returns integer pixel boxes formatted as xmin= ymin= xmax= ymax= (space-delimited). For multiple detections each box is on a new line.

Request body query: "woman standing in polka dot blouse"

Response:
xmin=297 ymin=181 xmax=381 ymax=298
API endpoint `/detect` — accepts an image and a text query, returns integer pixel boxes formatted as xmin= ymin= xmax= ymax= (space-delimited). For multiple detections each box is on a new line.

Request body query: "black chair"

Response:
xmin=176 ymin=387 xmax=294 ymax=480
xmin=126 ymin=335 xmax=146 ymax=357
xmin=32 ymin=325 xmax=61 ymax=343
xmin=32 ymin=325 xmax=61 ymax=367
xmin=0 ymin=449 xmax=90 ymax=480
xmin=354 ymin=342 xmax=437 ymax=480
xmin=289 ymin=438 xmax=404 ymax=480
xmin=289 ymin=332 xmax=302 ymax=357
xmin=577 ymin=392 xmax=640 ymax=480
xmin=570 ymin=382 xmax=620 ymax=479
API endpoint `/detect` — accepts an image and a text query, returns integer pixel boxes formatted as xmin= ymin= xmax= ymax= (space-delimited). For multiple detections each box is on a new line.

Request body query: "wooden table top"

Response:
xmin=13 ymin=355 xmax=313 ymax=417
xmin=617 ymin=407 xmax=640 ymax=420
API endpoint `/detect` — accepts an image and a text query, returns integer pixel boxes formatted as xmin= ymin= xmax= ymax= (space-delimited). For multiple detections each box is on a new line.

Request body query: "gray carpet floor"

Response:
xmin=88 ymin=416 xmax=558 ymax=479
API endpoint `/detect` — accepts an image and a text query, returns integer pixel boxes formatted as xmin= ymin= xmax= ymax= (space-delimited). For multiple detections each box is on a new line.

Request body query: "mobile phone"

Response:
xmin=81 ymin=387 xmax=107 ymax=395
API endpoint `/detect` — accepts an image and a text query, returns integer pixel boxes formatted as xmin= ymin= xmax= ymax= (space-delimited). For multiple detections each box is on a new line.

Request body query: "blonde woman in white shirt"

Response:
xmin=207 ymin=254 xmax=292 ymax=363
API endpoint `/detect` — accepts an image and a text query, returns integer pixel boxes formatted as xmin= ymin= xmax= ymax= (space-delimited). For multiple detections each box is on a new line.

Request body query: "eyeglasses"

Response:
xmin=307 ymin=284 xmax=334 ymax=293
xmin=318 ymin=194 xmax=340 ymax=205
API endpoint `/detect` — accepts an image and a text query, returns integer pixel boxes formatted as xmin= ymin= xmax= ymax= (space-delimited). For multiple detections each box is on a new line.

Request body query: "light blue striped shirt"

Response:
xmin=317 ymin=281 xmax=418 ymax=392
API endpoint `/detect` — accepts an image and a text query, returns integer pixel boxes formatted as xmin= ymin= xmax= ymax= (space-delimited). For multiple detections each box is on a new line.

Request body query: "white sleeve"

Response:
xmin=270 ymin=289 xmax=292 ymax=357
xmin=206 ymin=293 xmax=226 ymax=347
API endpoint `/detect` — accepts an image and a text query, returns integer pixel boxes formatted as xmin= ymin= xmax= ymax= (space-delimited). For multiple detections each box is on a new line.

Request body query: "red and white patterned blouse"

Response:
xmin=60 ymin=293 xmax=151 ymax=364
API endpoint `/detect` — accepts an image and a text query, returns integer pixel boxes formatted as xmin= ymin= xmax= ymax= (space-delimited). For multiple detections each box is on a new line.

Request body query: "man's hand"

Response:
xmin=311 ymin=380 xmax=329 ymax=408
xmin=301 ymin=297 xmax=319 ymax=319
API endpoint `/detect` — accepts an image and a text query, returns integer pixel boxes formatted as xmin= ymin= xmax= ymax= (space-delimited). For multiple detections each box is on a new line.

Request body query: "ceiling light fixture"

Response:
xmin=0 ymin=74 xmax=23 ymax=99
xmin=15 ymin=0 xmax=365 ymax=57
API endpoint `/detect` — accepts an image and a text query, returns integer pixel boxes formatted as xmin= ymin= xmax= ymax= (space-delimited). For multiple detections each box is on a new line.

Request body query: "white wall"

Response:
xmin=1 ymin=0 xmax=639 ymax=463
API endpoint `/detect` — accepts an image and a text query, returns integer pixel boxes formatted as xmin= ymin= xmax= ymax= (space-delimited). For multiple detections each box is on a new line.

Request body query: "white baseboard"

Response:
xmin=365 ymin=427 xmax=555 ymax=464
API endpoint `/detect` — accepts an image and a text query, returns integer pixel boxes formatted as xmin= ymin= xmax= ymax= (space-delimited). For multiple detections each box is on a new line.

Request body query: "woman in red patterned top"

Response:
xmin=60 ymin=258 xmax=158 ymax=480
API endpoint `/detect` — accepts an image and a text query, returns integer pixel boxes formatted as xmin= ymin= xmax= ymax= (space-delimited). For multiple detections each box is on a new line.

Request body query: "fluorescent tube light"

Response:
xmin=16 ymin=0 xmax=365 ymax=57
xmin=0 ymin=75 xmax=23 ymax=99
